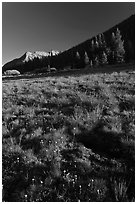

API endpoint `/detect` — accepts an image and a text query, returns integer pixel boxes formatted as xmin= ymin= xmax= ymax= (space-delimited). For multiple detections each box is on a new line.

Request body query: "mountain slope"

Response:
xmin=2 ymin=50 xmax=59 ymax=73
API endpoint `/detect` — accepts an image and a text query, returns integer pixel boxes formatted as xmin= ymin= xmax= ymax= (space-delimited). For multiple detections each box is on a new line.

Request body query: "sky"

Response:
xmin=2 ymin=2 xmax=135 ymax=65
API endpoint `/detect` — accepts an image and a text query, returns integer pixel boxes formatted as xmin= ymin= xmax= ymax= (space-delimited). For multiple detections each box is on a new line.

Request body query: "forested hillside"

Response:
xmin=52 ymin=14 xmax=134 ymax=70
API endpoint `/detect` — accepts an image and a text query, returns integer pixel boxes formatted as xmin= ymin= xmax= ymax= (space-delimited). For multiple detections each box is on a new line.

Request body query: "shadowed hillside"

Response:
xmin=53 ymin=14 xmax=134 ymax=70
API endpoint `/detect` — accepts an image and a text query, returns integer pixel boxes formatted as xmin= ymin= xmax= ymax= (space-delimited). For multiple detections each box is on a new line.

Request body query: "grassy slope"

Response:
xmin=2 ymin=69 xmax=135 ymax=201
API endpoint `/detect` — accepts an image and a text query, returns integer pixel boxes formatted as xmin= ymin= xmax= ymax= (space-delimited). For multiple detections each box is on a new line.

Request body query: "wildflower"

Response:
xmin=40 ymin=140 xmax=44 ymax=145
xmin=24 ymin=194 xmax=28 ymax=201
xmin=88 ymin=183 xmax=91 ymax=187
xmin=74 ymin=174 xmax=77 ymax=181
xmin=79 ymin=185 xmax=82 ymax=194
xmin=17 ymin=157 xmax=20 ymax=163
xmin=32 ymin=178 xmax=35 ymax=184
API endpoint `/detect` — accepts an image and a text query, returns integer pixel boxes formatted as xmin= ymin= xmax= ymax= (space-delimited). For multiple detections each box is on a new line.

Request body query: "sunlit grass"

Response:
xmin=2 ymin=70 xmax=135 ymax=201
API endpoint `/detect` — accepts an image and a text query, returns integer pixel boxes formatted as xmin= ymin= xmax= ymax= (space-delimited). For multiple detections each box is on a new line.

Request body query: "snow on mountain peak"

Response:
xmin=23 ymin=50 xmax=59 ymax=62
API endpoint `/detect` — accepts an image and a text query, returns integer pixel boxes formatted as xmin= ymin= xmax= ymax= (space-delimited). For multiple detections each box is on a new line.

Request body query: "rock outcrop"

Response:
xmin=4 ymin=70 xmax=21 ymax=75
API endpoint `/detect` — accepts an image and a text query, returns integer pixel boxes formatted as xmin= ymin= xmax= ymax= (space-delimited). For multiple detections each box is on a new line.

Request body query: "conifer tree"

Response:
xmin=90 ymin=59 xmax=93 ymax=68
xmin=76 ymin=51 xmax=80 ymax=60
xmin=95 ymin=36 xmax=99 ymax=49
xmin=100 ymin=51 xmax=108 ymax=65
xmin=91 ymin=39 xmax=94 ymax=51
xmin=111 ymin=32 xmax=115 ymax=50
xmin=101 ymin=33 xmax=107 ymax=52
xmin=109 ymin=32 xmax=117 ymax=64
xmin=94 ymin=56 xmax=99 ymax=67
xmin=97 ymin=33 xmax=108 ymax=65
xmin=114 ymin=28 xmax=125 ymax=63
xmin=93 ymin=37 xmax=99 ymax=59
xmin=98 ymin=34 xmax=103 ymax=49
xmin=108 ymin=33 xmax=115 ymax=64
xmin=75 ymin=51 xmax=81 ymax=68
xmin=84 ymin=51 xmax=89 ymax=66
xmin=110 ymin=28 xmax=125 ymax=63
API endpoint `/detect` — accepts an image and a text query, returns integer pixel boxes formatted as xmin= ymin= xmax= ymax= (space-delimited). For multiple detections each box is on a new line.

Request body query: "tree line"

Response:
xmin=39 ymin=28 xmax=126 ymax=71
xmin=14 ymin=26 xmax=134 ymax=74
xmin=50 ymin=14 xmax=135 ymax=71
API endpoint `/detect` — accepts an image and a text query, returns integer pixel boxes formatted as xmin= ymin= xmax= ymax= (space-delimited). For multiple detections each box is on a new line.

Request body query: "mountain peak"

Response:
xmin=2 ymin=50 xmax=60 ymax=72
xmin=23 ymin=50 xmax=59 ymax=62
xmin=23 ymin=51 xmax=49 ymax=62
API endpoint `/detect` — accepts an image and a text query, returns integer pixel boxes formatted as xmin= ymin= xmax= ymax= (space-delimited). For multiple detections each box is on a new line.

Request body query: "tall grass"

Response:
xmin=2 ymin=70 xmax=135 ymax=201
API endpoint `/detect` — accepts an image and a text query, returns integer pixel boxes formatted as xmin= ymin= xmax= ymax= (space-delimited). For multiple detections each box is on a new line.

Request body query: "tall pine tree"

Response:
xmin=91 ymin=39 xmax=95 ymax=51
xmin=98 ymin=34 xmax=103 ymax=50
xmin=95 ymin=36 xmax=99 ymax=49
xmin=108 ymin=32 xmax=115 ymax=64
xmin=98 ymin=33 xmax=108 ymax=66
xmin=75 ymin=51 xmax=81 ymax=68
xmin=115 ymin=28 xmax=125 ymax=63
xmin=110 ymin=28 xmax=125 ymax=63
xmin=84 ymin=51 xmax=90 ymax=67
xmin=100 ymin=51 xmax=108 ymax=66
xmin=101 ymin=33 xmax=107 ymax=52
xmin=76 ymin=51 xmax=80 ymax=60
xmin=94 ymin=56 xmax=99 ymax=67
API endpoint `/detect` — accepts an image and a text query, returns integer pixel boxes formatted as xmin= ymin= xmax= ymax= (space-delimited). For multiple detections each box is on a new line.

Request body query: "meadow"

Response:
xmin=2 ymin=69 xmax=135 ymax=201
